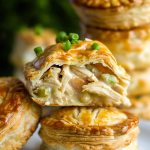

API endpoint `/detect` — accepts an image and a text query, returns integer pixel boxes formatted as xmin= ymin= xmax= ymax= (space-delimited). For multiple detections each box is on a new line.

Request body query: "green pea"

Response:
xmin=37 ymin=87 xmax=50 ymax=97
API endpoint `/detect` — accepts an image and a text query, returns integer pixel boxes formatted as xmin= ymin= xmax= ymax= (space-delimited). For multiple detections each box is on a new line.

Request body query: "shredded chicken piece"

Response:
xmin=61 ymin=65 xmax=72 ymax=94
xmin=112 ymin=84 xmax=126 ymax=95
xmin=65 ymin=84 xmax=74 ymax=95
xmin=82 ymin=82 xmax=123 ymax=102
xmin=43 ymin=67 xmax=61 ymax=87
xmin=70 ymin=66 xmax=98 ymax=82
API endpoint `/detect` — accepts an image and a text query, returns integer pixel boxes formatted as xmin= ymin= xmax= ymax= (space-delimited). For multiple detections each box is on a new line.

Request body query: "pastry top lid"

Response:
xmin=40 ymin=106 xmax=139 ymax=136
xmin=24 ymin=40 xmax=130 ymax=88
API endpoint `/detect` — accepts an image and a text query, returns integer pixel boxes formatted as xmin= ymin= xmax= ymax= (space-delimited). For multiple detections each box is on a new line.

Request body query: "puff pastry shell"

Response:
xmin=24 ymin=40 xmax=130 ymax=107
xmin=82 ymin=25 xmax=150 ymax=71
xmin=0 ymin=77 xmax=41 ymax=150
xmin=10 ymin=28 xmax=56 ymax=69
xmin=39 ymin=106 xmax=139 ymax=150
xmin=121 ymin=94 xmax=150 ymax=120
xmin=71 ymin=0 xmax=150 ymax=30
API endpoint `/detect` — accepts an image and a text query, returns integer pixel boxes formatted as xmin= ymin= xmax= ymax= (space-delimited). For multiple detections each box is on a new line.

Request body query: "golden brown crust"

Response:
xmin=70 ymin=0 xmax=149 ymax=8
xmin=10 ymin=28 xmax=56 ymax=69
xmin=0 ymin=77 xmax=41 ymax=149
xmin=23 ymin=40 xmax=130 ymax=107
xmin=40 ymin=107 xmax=138 ymax=136
xmin=39 ymin=107 xmax=139 ymax=150
xmin=82 ymin=25 xmax=150 ymax=70
xmin=72 ymin=2 xmax=150 ymax=30
xmin=24 ymin=40 xmax=118 ymax=81
xmin=121 ymin=94 xmax=150 ymax=120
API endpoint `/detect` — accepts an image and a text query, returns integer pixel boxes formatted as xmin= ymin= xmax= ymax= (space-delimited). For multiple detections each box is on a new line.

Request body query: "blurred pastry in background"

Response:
xmin=127 ymin=68 xmax=150 ymax=96
xmin=121 ymin=95 xmax=150 ymax=120
xmin=10 ymin=26 xmax=56 ymax=81
xmin=0 ymin=77 xmax=41 ymax=150
xmin=70 ymin=0 xmax=150 ymax=30
xmin=39 ymin=106 xmax=139 ymax=150
xmin=24 ymin=38 xmax=130 ymax=107
xmin=82 ymin=24 xmax=150 ymax=71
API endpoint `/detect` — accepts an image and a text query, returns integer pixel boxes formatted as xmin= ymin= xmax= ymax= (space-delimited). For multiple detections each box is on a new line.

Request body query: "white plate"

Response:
xmin=21 ymin=119 xmax=150 ymax=150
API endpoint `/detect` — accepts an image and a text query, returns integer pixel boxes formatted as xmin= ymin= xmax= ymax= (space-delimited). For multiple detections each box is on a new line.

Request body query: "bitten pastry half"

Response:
xmin=39 ymin=106 xmax=139 ymax=150
xmin=10 ymin=28 xmax=56 ymax=69
xmin=127 ymin=68 xmax=150 ymax=96
xmin=70 ymin=0 xmax=150 ymax=30
xmin=82 ymin=25 xmax=150 ymax=71
xmin=0 ymin=77 xmax=41 ymax=150
xmin=121 ymin=94 xmax=150 ymax=120
xmin=24 ymin=40 xmax=130 ymax=107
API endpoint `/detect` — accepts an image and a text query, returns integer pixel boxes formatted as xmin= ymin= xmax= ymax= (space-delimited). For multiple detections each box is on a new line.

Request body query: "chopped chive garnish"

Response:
xmin=56 ymin=31 xmax=67 ymax=43
xmin=34 ymin=47 xmax=43 ymax=56
xmin=63 ymin=36 xmax=69 ymax=42
xmin=34 ymin=25 xmax=43 ymax=35
xmin=91 ymin=43 xmax=100 ymax=50
xmin=69 ymin=33 xmax=79 ymax=40
xmin=63 ymin=40 xmax=72 ymax=51
xmin=71 ymin=39 xmax=79 ymax=44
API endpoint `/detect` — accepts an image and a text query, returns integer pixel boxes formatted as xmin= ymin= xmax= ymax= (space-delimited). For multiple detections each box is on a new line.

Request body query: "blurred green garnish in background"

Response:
xmin=0 ymin=0 xmax=80 ymax=76
xmin=34 ymin=25 xmax=43 ymax=35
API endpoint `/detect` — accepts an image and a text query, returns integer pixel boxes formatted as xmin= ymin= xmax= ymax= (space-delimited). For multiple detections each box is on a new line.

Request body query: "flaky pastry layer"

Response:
xmin=40 ymin=139 xmax=138 ymax=150
xmin=39 ymin=107 xmax=139 ymax=150
xmin=24 ymin=40 xmax=130 ymax=107
xmin=82 ymin=25 xmax=150 ymax=70
xmin=0 ymin=77 xmax=41 ymax=150
xmin=71 ymin=1 xmax=150 ymax=30
xmin=10 ymin=28 xmax=56 ymax=69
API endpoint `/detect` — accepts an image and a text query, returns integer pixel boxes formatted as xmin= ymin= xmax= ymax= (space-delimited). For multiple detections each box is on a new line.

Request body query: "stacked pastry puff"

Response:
xmin=10 ymin=27 xmax=56 ymax=81
xmin=70 ymin=0 xmax=150 ymax=120
xmin=23 ymin=36 xmax=139 ymax=149
xmin=0 ymin=77 xmax=41 ymax=149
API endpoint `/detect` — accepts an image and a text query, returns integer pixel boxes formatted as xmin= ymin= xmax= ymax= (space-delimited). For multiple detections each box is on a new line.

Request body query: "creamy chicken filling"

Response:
xmin=33 ymin=64 xmax=124 ymax=104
